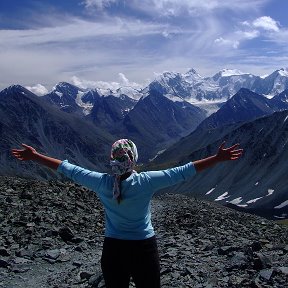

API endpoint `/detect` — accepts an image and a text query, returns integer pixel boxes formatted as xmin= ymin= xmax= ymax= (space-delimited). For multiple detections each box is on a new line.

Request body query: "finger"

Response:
xmin=231 ymin=154 xmax=242 ymax=159
xmin=219 ymin=141 xmax=226 ymax=150
xmin=231 ymin=150 xmax=243 ymax=155
xmin=21 ymin=143 xmax=31 ymax=149
xmin=227 ymin=144 xmax=240 ymax=151
xmin=12 ymin=153 xmax=21 ymax=158
xmin=12 ymin=150 xmax=23 ymax=155
xmin=230 ymin=153 xmax=242 ymax=159
xmin=230 ymin=157 xmax=240 ymax=160
xmin=231 ymin=148 xmax=243 ymax=153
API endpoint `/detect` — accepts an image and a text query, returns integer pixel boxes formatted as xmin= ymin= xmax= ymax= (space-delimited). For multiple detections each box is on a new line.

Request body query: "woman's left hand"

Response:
xmin=216 ymin=142 xmax=243 ymax=162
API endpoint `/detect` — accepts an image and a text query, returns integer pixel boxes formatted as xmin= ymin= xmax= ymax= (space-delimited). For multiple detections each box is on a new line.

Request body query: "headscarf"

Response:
xmin=110 ymin=139 xmax=138 ymax=203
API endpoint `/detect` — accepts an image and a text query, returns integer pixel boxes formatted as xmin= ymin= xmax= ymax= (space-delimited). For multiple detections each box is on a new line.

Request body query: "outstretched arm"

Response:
xmin=11 ymin=144 xmax=62 ymax=170
xmin=193 ymin=142 xmax=243 ymax=172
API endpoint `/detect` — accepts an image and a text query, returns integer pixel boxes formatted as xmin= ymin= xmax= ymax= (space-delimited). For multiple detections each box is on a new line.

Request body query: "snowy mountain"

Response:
xmin=0 ymin=85 xmax=115 ymax=179
xmin=42 ymin=82 xmax=84 ymax=114
xmin=252 ymin=68 xmax=288 ymax=96
xmin=33 ymin=67 xmax=288 ymax=120
xmin=209 ymin=69 xmax=256 ymax=99
xmin=146 ymin=68 xmax=288 ymax=107
xmin=147 ymin=69 xmax=216 ymax=102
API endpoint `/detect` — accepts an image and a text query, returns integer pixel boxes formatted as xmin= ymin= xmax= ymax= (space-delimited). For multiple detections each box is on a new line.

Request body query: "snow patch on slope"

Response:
xmin=274 ymin=200 xmax=288 ymax=209
xmin=215 ymin=192 xmax=230 ymax=201
xmin=75 ymin=91 xmax=93 ymax=115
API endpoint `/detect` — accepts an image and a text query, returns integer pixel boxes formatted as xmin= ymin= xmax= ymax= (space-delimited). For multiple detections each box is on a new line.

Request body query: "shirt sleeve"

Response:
xmin=144 ymin=162 xmax=196 ymax=192
xmin=57 ymin=160 xmax=105 ymax=193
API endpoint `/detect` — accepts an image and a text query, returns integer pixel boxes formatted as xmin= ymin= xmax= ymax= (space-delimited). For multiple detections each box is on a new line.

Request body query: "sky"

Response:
xmin=0 ymin=0 xmax=288 ymax=94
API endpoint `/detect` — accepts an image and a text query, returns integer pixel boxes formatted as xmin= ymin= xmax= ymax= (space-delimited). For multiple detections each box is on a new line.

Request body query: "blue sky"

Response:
xmin=0 ymin=0 xmax=288 ymax=94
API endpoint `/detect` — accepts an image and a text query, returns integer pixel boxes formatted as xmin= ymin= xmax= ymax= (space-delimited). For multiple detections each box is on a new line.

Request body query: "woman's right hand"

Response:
xmin=11 ymin=144 xmax=37 ymax=161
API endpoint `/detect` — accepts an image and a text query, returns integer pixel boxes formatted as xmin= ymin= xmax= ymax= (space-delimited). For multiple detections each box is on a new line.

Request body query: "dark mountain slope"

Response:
xmin=152 ymin=88 xmax=281 ymax=167
xmin=87 ymin=93 xmax=137 ymax=132
xmin=155 ymin=110 xmax=288 ymax=219
xmin=270 ymin=88 xmax=288 ymax=110
xmin=0 ymin=85 xmax=115 ymax=179
xmin=121 ymin=90 xmax=206 ymax=162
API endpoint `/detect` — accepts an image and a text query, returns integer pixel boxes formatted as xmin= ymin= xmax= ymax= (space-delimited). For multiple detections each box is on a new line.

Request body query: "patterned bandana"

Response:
xmin=110 ymin=139 xmax=138 ymax=203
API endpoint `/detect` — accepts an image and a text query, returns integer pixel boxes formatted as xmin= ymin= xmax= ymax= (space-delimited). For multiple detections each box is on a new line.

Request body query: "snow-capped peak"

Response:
xmin=219 ymin=69 xmax=246 ymax=77
xmin=183 ymin=68 xmax=203 ymax=81
xmin=278 ymin=68 xmax=288 ymax=77
xmin=157 ymin=71 xmax=179 ymax=81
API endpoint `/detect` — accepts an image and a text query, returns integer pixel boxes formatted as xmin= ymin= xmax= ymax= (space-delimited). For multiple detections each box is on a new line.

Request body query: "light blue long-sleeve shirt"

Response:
xmin=57 ymin=160 xmax=196 ymax=240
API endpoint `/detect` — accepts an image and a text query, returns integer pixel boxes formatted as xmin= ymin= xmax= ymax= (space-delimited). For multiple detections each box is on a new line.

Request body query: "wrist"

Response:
xmin=33 ymin=151 xmax=42 ymax=161
xmin=214 ymin=154 xmax=222 ymax=163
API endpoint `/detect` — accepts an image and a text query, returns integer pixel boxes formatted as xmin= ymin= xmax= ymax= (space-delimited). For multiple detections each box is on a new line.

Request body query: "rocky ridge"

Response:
xmin=0 ymin=176 xmax=288 ymax=288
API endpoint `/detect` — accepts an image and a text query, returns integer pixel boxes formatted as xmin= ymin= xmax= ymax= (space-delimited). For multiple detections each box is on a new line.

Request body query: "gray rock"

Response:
xmin=278 ymin=266 xmax=288 ymax=275
xmin=58 ymin=226 xmax=74 ymax=242
xmin=0 ymin=248 xmax=10 ymax=257
xmin=1 ymin=178 xmax=288 ymax=288
xmin=80 ymin=271 xmax=94 ymax=280
xmin=72 ymin=261 xmax=82 ymax=267
xmin=259 ymin=268 xmax=274 ymax=281
xmin=226 ymin=252 xmax=248 ymax=271
xmin=218 ymin=246 xmax=237 ymax=255
xmin=0 ymin=259 xmax=9 ymax=268
xmin=88 ymin=273 xmax=103 ymax=287
xmin=45 ymin=249 xmax=61 ymax=260
xmin=253 ymin=253 xmax=272 ymax=270
xmin=10 ymin=265 xmax=30 ymax=273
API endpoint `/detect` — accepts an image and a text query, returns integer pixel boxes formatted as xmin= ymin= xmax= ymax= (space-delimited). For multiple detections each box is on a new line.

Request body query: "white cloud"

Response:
xmin=252 ymin=16 xmax=280 ymax=32
xmin=71 ymin=73 xmax=143 ymax=91
xmin=213 ymin=15 xmax=283 ymax=53
xmin=82 ymin=0 xmax=118 ymax=10
xmin=239 ymin=30 xmax=260 ymax=40
xmin=82 ymin=0 xmax=269 ymax=17
xmin=26 ymin=84 xmax=48 ymax=96
xmin=268 ymin=28 xmax=288 ymax=46
xmin=118 ymin=73 xmax=129 ymax=86
xmin=214 ymin=37 xmax=239 ymax=49
xmin=135 ymin=0 xmax=267 ymax=16
xmin=0 ymin=18 xmax=167 ymax=49
xmin=71 ymin=76 xmax=120 ymax=90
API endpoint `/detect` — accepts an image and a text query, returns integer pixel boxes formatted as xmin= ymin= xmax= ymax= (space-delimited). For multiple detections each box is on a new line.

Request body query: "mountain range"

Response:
xmin=146 ymin=67 xmax=288 ymax=103
xmin=1 ymin=67 xmax=288 ymax=218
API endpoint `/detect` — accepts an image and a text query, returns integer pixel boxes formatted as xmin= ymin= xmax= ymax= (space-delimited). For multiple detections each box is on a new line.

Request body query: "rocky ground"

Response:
xmin=0 ymin=176 xmax=288 ymax=288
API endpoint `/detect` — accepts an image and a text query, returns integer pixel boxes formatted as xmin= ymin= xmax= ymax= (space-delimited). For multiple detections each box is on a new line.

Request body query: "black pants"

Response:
xmin=101 ymin=236 xmax=160 ymax=288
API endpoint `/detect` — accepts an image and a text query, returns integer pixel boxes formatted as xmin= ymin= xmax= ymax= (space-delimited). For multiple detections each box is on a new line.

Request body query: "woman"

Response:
xmin=12 ymin=139 xmax=243 ymax=288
